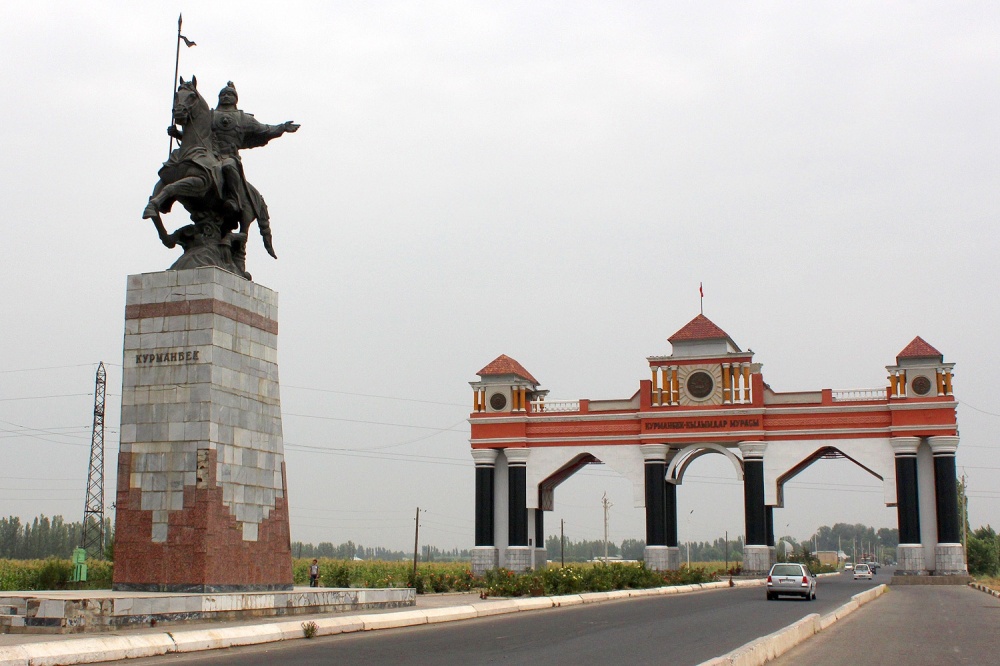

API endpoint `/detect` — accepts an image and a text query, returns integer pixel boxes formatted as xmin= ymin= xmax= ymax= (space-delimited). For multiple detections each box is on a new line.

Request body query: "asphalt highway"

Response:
xmin=130 ymin=571 xmax=886 ymax=665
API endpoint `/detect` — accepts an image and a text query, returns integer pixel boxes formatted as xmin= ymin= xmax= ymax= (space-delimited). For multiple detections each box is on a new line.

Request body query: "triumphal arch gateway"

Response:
xmin=468 ymin=314 xmax=966 ymax=577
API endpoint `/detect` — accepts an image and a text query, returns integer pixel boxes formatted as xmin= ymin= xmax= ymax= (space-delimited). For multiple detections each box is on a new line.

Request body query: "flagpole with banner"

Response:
xmin=699 ymin=282 xmax=704 ymax=315
xmin=168 ymin=13 xmax=197 ymax=156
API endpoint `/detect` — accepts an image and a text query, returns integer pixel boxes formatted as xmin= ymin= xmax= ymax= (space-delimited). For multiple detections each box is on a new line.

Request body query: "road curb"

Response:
xmin=969 ymin=582 xmax=1000 ymax=599
xmin=698 ymin=583 xmax=888 ymax=666
xmin=0 ymin=579 xmax=762 ymax=665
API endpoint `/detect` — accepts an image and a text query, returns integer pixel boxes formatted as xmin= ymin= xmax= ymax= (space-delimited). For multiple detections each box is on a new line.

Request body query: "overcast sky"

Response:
xmin=3 ymin=2 xmax=999 ymax=553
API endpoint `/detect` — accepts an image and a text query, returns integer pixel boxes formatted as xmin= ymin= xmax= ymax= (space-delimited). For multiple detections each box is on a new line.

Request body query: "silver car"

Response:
xmin=766 ymin=563 xmax=817 ymax=600
xmin=853 ymin=563 xmax=873 ymax=580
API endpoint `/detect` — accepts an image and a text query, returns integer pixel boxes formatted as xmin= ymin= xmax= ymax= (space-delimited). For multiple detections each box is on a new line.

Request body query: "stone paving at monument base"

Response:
xmin=0 ymin=587 xmax=414 ymax=634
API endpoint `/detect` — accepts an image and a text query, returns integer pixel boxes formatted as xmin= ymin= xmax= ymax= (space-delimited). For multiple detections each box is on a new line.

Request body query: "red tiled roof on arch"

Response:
xmin=668 ymin=314 xmax=732 ymax=343
xmin=897 ymin=336 xmax=943 ymax=362
xmin=477 ymin=354 xmax=539 ymax=385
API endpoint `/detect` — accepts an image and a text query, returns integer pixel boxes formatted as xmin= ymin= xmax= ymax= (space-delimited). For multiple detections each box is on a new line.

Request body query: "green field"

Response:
xmin=0 ymin=557 xmax=720 ymax=596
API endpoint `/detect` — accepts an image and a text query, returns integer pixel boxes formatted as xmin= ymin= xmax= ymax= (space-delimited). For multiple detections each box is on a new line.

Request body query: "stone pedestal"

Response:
xmin=471 ymin=547 xmax=499 ymax=575
xmin=113 ymin=268 xmax=292 ymax=592
xmin=896 ymin=544 xmax=928 ymax=575
xmin=743 ymin=545 xmax=774 ymax=575
xmin=934 ymin=543 xmax=969 ymax=575
xmin=505 ymin=546 xmax=532 ymax=572
xmin=644 ymin=545 xmax=682 ymax=571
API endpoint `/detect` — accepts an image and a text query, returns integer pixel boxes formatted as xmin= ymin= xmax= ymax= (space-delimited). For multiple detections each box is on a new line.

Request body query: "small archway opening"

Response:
xmin=674 ymin=449 xmax=745 ymax=569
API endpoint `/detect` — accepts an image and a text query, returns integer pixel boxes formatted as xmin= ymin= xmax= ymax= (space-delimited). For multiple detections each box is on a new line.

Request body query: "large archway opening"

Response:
xmin=773 ymin=447 xmax=897 ymax=565
xmin=537 ymin=455 xmax=645 ymax=563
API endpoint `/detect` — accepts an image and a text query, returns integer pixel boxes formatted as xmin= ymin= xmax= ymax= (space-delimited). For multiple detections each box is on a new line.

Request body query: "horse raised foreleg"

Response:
xmin=144 ymin=175 xmax=210 ymax=219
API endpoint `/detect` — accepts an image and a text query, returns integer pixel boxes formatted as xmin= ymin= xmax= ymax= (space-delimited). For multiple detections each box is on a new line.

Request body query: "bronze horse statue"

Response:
xmin=142 ymin=76 xmax=275 ymax=278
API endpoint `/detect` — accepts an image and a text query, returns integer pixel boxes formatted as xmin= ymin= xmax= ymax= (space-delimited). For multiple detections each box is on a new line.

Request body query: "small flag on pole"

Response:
xmin=179 ymin=35 xmax=197 ymax=47
xmin=699 ymin=282 xmax=704 ymax=314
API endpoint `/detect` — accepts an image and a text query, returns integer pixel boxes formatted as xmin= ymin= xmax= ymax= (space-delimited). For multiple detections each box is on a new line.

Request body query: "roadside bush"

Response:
xmin=480 ymin=563 xmax=719 ymax=598
xmin=292 ymin=559 xmax=475 ymax=592
xmin=967 ymin=527 xmax=1000 ymax=577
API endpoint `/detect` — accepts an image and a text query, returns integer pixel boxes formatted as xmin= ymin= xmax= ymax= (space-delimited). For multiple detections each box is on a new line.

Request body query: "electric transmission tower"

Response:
xmin=81 ymin=362 xmax=106 ymax=559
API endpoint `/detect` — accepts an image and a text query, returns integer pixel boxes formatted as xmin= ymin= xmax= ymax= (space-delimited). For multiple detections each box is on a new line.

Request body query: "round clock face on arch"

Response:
xmin=489 ymin=392 xmax=508 ymax=410
xmin=911 ymin=376 xmax=932 ymax=396
xmin=686 ymin=371 xmax=715 ymax=399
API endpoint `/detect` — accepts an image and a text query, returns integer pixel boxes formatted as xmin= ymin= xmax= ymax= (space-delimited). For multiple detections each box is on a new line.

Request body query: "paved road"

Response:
xmin=128 ymin=573 xmax=883 ymax=665
xmin=773 ymin=582 xmax=1000 ymax=665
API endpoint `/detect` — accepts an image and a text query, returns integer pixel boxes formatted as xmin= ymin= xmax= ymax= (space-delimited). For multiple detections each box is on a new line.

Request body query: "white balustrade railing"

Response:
xmin=530 ymin=399 xmax=580 ymax=413
xmin=831 ymin=388 xmax=886 ymax=402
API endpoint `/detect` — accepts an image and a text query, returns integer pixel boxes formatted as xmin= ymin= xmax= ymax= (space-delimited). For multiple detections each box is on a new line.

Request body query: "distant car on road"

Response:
xmin=854 ymin=563 xmax=873 ymax=580
xmin=844 ymin=562 xmax=853 ymax=571
xmin=766 ymin=563 xmax=817 ymax=601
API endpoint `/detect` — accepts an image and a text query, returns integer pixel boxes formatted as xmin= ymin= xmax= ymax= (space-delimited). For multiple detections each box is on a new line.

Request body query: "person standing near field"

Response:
xmin=309 ymin=559 xmax=320 ymax=587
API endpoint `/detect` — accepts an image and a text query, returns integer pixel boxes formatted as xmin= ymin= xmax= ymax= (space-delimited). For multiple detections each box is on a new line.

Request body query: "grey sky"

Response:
xmin=3 ymin=2 xmax=998 ymax=552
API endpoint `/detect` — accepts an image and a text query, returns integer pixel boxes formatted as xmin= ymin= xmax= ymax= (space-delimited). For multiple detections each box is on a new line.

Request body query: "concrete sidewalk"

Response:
xmin=0 ymin=581 xmax=757 ymax=665
xmin=769 ymin=583 xmax=1000 ymax=665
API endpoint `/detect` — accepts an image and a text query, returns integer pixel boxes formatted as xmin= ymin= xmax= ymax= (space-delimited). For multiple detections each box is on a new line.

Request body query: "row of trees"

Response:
xmin=3 ymin=513 xmax=992 ymax=576
xmin=801 ymin=523 xmax=899 ymax=551
xmin=543 ymin=535 xmax=746 ymax=563
xmin=0 ymin=515 xmax=111 ymax=560
xmin=291 ymin=541 xmax=475 ymax=562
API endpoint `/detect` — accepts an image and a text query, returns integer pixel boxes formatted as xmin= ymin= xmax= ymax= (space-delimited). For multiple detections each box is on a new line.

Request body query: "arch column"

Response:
xmin=471 ymin=449 xmax=499 ymax=574
xmin=641 ymin=445 xmax=680 ymax=570
xmin=740 ymin=442 xmax=773 ymax=574
xmin=929 ymin=436 xmax=968 ymax=575
xmin=892 ymin=437 xmax=927 ymax=575
xmin=504 ymin=448 xmax=532 ymax=571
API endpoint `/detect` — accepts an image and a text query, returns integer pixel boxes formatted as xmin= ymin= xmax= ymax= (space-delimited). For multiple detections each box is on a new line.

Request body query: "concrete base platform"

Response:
xmin=0 ymin=587 xmax=415 ymax=634
xmin=890 ymin=574 xmax=973 ymax=585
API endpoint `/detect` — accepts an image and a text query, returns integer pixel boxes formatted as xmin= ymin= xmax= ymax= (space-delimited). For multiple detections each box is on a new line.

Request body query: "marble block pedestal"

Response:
xmin=644 ymin=546 xmax=682 ymax=571
xmin=113 ymin=268 xmax=293 ymax=592
xmin=742 ymin=545 xmax=775 ymax=575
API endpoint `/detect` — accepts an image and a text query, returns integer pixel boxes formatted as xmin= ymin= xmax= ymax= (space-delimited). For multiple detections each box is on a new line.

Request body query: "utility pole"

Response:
xmin=412 ymin=507 xmax=420 ymax=579
xmin=560 ymin=519 xmax=565 ymax=567
xmin=725 ymin=530 xmax=728 ymax=571
xmin=686 ymin=509 xmax=694 ymax=567
xmin=81 ymin=362 xmax=106 ymax=560
xmin=601 ymin=493 xmax=611 ymax=562
xmin=961 ymin=473 xmax=968 ymax=551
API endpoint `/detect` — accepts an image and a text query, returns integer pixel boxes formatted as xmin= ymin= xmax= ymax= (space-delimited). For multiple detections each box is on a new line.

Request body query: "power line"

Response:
xmin=283 ymin=384 xmax=466 ymax=408
xmin=958 ymin=400 xmax=1000 ymax=418
xmin=0 ymin=363 xmax=103 ymax=374
xmin=0 ymin=393 xmax=92 ymax=402
xmin=283 ymin=412 xmax=465 ymax=432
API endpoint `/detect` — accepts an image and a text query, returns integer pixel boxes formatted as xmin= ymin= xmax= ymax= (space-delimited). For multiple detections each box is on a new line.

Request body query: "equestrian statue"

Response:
xmin=142 ymin=76 xmax=299 ymax=279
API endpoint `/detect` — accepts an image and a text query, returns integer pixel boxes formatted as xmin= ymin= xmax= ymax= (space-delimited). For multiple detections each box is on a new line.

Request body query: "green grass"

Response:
xmin=0 ymin=558 xmax=112 ymax=591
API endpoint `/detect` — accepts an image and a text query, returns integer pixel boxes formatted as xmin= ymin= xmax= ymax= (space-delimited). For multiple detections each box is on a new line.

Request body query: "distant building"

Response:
xmin=816 ymin=551 xmax=840 ymax=567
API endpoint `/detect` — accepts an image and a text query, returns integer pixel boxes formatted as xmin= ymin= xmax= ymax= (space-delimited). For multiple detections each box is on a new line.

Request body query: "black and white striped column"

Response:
xmin=471 ymin=449 xmax=499 ymax=574
xmin=504 ymin=448 xmax=532 ymax=571
xmin=892 ymin=437 xmax=926 ymax=575
xmin=929 ymin=436 xmax=968 ymax=575
xmin=739 ymin=442 xmax=772 ymax=574
xmin=641 ymin=445 xmax=673 ymax=569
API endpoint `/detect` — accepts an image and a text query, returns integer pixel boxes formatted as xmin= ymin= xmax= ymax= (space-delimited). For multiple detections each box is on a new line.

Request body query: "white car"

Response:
xmin=766 ymin=563 xmax=817 ymax=600
xmin=853 ymin=563 xmax=873 ymax=580
xmin=844 ymin=562 xmax=853 ymax=571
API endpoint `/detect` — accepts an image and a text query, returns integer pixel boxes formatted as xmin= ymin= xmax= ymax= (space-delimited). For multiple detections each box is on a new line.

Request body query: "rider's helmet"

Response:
xmin=218 ymin=81 xmax=238 ymax=104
